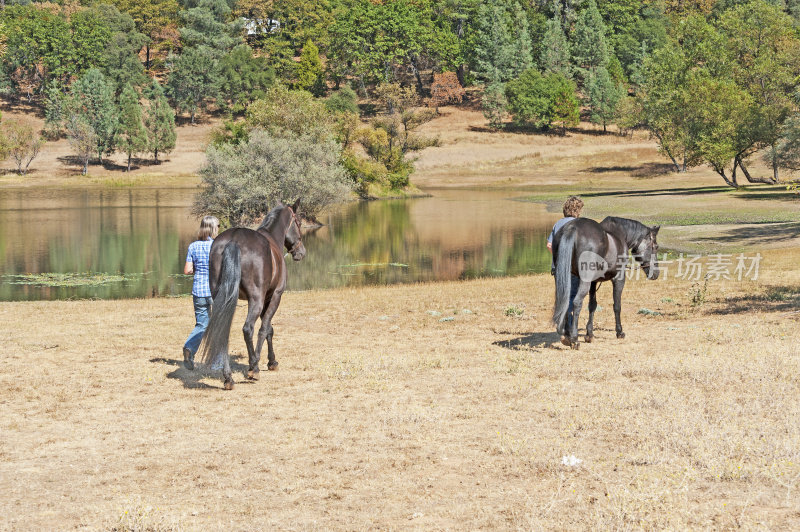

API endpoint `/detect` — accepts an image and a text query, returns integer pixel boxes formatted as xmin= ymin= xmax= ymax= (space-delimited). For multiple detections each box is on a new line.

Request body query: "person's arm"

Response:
xmin=184 ymin=244 xmax=194 ymax=275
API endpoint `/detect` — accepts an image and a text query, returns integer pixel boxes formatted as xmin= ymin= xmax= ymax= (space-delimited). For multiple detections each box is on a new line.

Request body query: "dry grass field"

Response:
xmin=2 ymin=250 xmax=799 ymax=530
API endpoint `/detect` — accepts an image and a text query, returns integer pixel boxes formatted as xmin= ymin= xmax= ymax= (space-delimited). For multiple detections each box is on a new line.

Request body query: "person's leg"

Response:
xmin=184 ymin=296 xmax=211 ymax=355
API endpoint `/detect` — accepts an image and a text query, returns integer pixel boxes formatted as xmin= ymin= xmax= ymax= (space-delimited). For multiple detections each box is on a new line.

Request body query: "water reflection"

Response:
xmin=0 ymin=187 xmax=558 ymax=300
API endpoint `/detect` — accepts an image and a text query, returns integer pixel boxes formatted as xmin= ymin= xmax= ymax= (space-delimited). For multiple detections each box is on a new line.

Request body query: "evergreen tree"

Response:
xmin=69 ymin=68 xmax=118 ymax=164
xmin=179 ymin=0 xmax=242 ymax=57
xmin=470 ymin=2 xmax=515 ymax=83
xmin=167 ymin=46 xmax=218 ymax=124
xmin=572 ymin=0 xmax=610 ymax=79
xmin=116 ymin=83 xmax=148 ymax=171
xmin=540 ymin=7 xmax=571 ymax=78
xmin=587 ymin=66 xmax=625 ymax=133
xmin=509 ymin=2 xmax=534 ymax=75
xmin=217 ymin=44 xmax=275 ymax=114
xmin=144 ymin=80 xmax=177 ymax=163
xmin=296 ymin=39 xmax=325 ymax=95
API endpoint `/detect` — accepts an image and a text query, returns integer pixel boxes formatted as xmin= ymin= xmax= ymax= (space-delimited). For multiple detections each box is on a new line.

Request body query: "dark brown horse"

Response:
xmin=188 ymin=200 xmax=306 ymax=390
xmin=552 ymin=216 xmax=660 ymax=350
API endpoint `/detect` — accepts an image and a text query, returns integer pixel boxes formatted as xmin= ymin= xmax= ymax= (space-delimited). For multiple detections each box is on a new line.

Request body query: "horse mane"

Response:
xmin=257 ymin=204 xmax=286 ymax=231
xmin=601 ymin=216 xmax=650 ymax=248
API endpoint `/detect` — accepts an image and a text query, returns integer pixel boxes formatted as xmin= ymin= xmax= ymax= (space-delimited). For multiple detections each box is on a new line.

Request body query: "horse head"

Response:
xmin=632 ymin=225 xmax=660 ymax=280
xmin=284 ymin=198 xmax=306 ymax=262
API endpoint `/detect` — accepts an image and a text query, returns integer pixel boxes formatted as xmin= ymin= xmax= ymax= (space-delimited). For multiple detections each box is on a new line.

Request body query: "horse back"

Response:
xmin=209 ymin=227 xmax=283 ymax=300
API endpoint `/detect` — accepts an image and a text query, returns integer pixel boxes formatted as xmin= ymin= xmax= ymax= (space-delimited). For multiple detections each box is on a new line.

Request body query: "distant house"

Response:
xmin=244 ymin=18 xmax=281 ymax=37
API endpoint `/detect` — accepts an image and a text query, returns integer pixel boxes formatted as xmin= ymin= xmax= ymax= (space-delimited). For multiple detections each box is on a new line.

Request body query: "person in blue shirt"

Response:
xmin=547 ymin=196 xmax=583 ymax=345
xmin=182 ymin=216 xmax=219 ymax=370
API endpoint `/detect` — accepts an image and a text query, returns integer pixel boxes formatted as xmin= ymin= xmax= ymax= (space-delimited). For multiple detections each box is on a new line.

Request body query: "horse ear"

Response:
xmin=652 ymin=225 xmax=660 ymax=235
xmin=292 ymin=198 xmax=301 ymax=213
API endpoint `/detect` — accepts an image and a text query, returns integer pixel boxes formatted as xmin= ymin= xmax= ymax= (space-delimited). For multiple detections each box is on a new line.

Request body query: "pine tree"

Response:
xmin=540 ymin=7 xmax=571 ymax=79
xmin=470 ymin=2 xmax=515 ymax=83
xmin=116 ymin=83 xmax=148 ymax=171
xmin=167 ymin=46 xmax=219 ymax=124
xmin=510 ymin=2 xmax=533 ymax=75
xmin=69 ymin=68 xmax=118 ymax=164
xmin=144 ymin=79 xmax=177 ymax=163
xmin=572 ymin=0 xmax=610 ymax=79
xmin=296 ymin=39 xmax=325 ymax=95
xmin=587 ymin=66 xmax=625 ymax=133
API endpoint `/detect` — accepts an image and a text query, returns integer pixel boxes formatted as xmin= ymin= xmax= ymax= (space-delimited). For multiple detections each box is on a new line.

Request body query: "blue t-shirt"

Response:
xmin=548 ymin=216 xmax=576 ymax=245
xmin=186 ymin=239 xmax=213 ymax=297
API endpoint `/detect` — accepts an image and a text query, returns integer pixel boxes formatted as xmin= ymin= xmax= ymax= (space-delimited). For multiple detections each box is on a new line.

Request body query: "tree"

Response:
xmin=429 ymin=71 xmax=465 ymax=111
xmin=167 ymin=46 xmax=218 ymax=124
xmin=505 ymin=69 xmax=578 ymax=132
xmin=144 ymin=80 xmax=177 ymax=163
xmin=179 ymin=0 xmax=242 ymax=56
xmin=296 ymin=39 xmax=325 ymax=95
xmin=92 ymin=4 xmax=149 ymax=93
xmin=718 ymin=0 xmax=800 ymax=183
xmin=116 ymin=84 xmax=148 ymax=171
xmin=587 ymin=66 xmax=625 ymax=133
xmin=482 ymin=81 xmax=507 ymax=129
xmin=111 ymin=0 xmax=180 ymax=69
xmin=540 ymin=7 xmax=571 ymax=79
xmin=66 ymin=115 xmax=97 ymax=175
xmin=469 ymin=2 xmax=517 ymax=83
xmin=1 ymin=119 xmax=44 ymax=175
xmin=245 ymin=85 xmax=335 ymax=142
xmin=194 ymin=130 xmax=352 ymax=225
xmin=69 ymin=68 xmax=118 ymax=164
xmin=217 ymin=44 xmax=275 ymax=114
xmin=571 ymin=0 xmax=610 ymax=79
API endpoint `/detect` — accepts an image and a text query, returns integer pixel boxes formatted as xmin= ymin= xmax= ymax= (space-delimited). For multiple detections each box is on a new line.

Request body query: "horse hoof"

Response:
xmin=247 ymin=370 xmax=260 ymax=381
xmin=224 ymin=379 xmax=235 ymax=390
xmin=571 ymin=341 xmax=580 ymax=350
xmin=617 ymin=332 xmax=626 ymax=339
xmin=183 ymin=348 xmax=194 ymax=371
xmin=268 ymin=362 xmax=279 ymax=371
xmin=584 ymin=335 xmax=594 ymax=343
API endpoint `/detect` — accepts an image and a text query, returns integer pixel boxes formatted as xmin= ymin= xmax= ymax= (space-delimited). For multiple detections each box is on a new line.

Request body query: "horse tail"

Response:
xmin=552 ymin=225 xmax=576 ymax=331
xmin=199 ymin=241 xmax=241 ymax=367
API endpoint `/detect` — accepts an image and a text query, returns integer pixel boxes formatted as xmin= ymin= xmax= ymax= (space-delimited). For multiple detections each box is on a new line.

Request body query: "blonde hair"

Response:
xmin=563 ymin=196 xmax=584 ymax=218
xmin=197 ymin=216 xmax=220 ymax=240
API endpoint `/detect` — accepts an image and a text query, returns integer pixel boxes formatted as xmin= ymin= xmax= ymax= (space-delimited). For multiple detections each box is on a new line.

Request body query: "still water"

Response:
xmin=0 ymin=187 xmax=559 ymax=301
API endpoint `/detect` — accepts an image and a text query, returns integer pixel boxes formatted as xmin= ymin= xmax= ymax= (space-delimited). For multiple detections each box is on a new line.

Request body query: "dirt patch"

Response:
xmin=1 ymin=250 xmax=799 ymax=530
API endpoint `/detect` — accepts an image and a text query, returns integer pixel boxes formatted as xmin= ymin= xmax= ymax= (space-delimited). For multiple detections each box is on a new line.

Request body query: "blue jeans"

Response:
xmin=184 ymin=296 xmax=212 ymax=355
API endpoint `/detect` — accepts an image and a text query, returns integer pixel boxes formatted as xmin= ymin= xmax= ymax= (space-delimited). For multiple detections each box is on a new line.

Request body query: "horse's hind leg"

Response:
xmin=585 ymin=281 xmax=598 ymax=343
xmin=241 ymin=297 xmax=264 ymax=381
xmin=257 ymin=291 xmax=284 ymax=371
xmin=612 ymin=277 xmax=626 ymax=339
xmin=568 ymin=280 xmax=591 ymax=349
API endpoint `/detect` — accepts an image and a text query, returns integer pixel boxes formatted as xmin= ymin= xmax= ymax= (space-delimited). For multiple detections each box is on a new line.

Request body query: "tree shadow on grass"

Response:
xmin=586 ymin=162 xmax=676 ymax=178
xmin=152 ymin=354 xmax=253 ymax=390
xmin=694 ymin=222 xmax=800 ymax=245
xmin=709 ymin=285 xmax=800 ymax=315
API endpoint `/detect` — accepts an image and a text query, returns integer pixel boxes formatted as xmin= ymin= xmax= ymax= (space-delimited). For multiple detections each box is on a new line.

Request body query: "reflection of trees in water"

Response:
xmin=288 ymin=200 xmax=552 ymax=290
xmin=1 ymin=189 xmax=554 ymax=299
xmin=0 ymin=189 xmax=193 ymax=300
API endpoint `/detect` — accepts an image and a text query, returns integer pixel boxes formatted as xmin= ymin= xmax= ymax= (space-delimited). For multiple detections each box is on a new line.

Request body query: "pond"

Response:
xmin=0 ymin=187 xmax=559 ymax=301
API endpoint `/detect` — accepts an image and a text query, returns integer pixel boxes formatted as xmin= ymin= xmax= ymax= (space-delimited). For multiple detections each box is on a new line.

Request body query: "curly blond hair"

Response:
xmin=562 ymin=196 xmax=583 ymax=218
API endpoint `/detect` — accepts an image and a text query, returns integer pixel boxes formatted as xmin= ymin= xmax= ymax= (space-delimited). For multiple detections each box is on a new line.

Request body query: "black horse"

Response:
xmin=188 ymin=200 xmax=306 ymax=390
xmin=552 ymin=216 xmax=660 ymax=349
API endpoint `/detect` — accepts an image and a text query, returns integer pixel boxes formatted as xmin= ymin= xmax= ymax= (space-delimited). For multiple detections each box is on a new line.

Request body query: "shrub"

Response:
xmin=1 ymin=119 xmax=44 ymax=175
xmin=194 ymin=130 xmax=352 ymax=226
xmin=504 ymin=69 xmax=579 ymax=132
xmin=245 ymin=85 xmax=335 ymax=142
xmin=482 ymin=82 xmax=508 ymax=130
xmin=430 ymin=72 xmax=465 ymax=110
xmin=325 ymin=85 xmax=359 ymax=115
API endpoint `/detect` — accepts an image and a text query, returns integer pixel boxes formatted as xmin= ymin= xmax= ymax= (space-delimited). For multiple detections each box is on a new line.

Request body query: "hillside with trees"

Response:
xmin=1 ymin=0 xmax=800 ymax=212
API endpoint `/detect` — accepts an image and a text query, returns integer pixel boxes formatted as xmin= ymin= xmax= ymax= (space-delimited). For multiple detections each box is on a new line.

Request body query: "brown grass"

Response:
xmin=2 ymin=250 xmax=799 ymax=530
